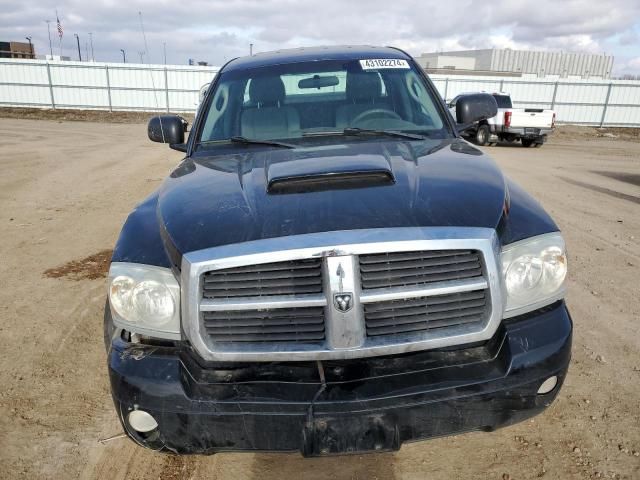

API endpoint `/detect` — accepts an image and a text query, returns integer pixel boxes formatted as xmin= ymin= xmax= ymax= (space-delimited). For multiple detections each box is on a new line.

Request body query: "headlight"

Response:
xmin=108 ymin=263 xmax=181 ymax=339
xmin=501 ymin=232 xmax=567 ymax=318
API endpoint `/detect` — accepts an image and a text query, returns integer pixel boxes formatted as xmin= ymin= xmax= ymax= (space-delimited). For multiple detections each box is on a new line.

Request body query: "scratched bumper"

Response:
xmin=107 ymin=301 xmax=572 ymax=456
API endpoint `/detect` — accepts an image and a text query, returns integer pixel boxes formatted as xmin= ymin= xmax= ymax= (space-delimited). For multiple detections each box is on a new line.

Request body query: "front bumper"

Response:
xmin=107 ymin=301 xmax=572 ymax=456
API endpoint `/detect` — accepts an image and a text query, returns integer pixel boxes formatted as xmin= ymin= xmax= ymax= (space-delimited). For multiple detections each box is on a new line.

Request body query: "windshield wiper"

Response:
xmin=343 ymin=128 xmax=427 ymax=140
xmin=302 ymin=128 xmax=427 ymax=140
xmin=229 ymin=136 xmax=296 ymax=149
xmin=199 ymin=136 xmax=296 ymax=149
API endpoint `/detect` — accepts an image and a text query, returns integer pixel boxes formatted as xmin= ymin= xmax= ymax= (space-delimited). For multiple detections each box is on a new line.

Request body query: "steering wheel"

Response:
xmin=351 ymin=108 xmax=402 ymax=125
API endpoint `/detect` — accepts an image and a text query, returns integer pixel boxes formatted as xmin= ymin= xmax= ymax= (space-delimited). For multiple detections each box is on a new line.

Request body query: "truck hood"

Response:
xmin=157 ymin=138 xmax=507 ymax=255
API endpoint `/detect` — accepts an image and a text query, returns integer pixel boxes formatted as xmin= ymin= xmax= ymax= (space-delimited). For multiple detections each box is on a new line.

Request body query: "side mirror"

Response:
xmin=455 ymin=94 xmax=498 ymax=129
xmin=148 ymin=115 xmax=186 ymax=147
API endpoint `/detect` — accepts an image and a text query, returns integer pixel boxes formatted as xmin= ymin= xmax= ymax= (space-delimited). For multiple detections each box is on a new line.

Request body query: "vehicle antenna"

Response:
xmin=138 ymin=11 xmax=166 ymax=141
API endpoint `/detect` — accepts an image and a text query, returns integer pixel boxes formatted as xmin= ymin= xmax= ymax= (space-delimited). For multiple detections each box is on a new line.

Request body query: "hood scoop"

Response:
xmin=267 ymin=153 xmax=395 ymax=194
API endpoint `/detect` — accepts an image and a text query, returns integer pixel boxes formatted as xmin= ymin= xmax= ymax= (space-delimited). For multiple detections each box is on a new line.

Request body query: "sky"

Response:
xmin=1 ymin=0 xmax=639 ymax=76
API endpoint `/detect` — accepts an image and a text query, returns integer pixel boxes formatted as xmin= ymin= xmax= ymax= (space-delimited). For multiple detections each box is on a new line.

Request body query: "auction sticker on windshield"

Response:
xmin=360 ymin=59 xmax=410 ymax=70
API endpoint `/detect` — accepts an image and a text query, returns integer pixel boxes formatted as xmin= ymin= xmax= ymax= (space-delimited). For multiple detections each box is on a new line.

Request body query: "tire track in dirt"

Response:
xmin=247 ymin=452 xmax=397 ymax=480
xmin=158 ymin=456 xmax=198 ymax=479
xmin=560 ymin=176 xmax=640 ymax=205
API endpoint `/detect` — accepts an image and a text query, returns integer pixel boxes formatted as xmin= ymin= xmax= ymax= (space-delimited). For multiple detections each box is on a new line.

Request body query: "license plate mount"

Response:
xmin=302 ymin=415 xmax=400 ymax=456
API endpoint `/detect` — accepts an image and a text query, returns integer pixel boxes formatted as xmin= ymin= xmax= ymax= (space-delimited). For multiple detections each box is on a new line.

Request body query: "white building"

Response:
xmin=415 ymin=48 xmax=614 ymax=79
xmin=36 ymin=54 xmax=72 ymax=61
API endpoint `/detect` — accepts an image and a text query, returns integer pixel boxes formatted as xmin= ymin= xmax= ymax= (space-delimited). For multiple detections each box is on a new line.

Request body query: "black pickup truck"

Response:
xmin=105 ymin=46 xmax=572 ymax=456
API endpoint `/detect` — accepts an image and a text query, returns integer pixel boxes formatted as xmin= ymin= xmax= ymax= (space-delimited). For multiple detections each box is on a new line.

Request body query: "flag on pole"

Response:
xmin=56 ymin=12 xmax=63 ymax=39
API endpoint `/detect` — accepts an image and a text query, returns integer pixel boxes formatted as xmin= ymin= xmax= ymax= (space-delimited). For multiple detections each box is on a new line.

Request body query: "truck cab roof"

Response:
xmin=223 ymin=45 xmax=411 ymax=72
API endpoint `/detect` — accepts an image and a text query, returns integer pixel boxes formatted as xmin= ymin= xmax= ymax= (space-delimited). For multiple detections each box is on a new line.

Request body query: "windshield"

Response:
xmin=198 ymin=58 xmax=449 ymax=144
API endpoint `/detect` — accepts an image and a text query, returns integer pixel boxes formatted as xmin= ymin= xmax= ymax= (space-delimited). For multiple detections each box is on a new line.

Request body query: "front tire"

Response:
xmin=475 ymin=125 xmax=490 ymax=146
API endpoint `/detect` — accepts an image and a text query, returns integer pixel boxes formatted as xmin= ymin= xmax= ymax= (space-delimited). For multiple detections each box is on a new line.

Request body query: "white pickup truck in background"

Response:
xmin=449 ymin=92 xmax=555 ymax=148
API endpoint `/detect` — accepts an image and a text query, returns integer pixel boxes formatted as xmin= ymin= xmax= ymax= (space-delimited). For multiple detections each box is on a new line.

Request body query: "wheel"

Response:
xmin=534 ymin=135 xmax=546 ymax=147
xmin=521 ymin=138 xmax=534 ymax=148
xmin=475 ymin=125 xmax=490 ymax=146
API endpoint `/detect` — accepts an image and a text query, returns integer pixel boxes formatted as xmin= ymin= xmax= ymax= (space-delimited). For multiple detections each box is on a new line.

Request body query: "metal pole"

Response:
xmin=550 ymin=81 xmax=559 ymax=110
xmin=250 ymin=43 xmax=253 ymax=55
xmin=89 ymin=32 xmax=94 ymax=61
xmin=45 ymin=62 xmax=55 ymax=109
xmin=164 ymin=67 xmax=170 ymax=113
xmin=25 ymin=37 xmax=33 ymax=59
xmin=105 ymin=65 xmax=112 ymax=112
xmin=499 ymin=78 xmax=504 ymax=93
xmin=600 ymin=83 xmax=613 ymax=127
xmin=163 ymin=42 xmax=167 ymax=65
xmin=46 ymin=21 xmax=53 ymax=57
xmin=74 ymin=33 xmax=81 ymax=61
xmin=443 ymin=78 xmax=449 ymax=103
xmin=120 ymin=49 xmax=126 ymax=63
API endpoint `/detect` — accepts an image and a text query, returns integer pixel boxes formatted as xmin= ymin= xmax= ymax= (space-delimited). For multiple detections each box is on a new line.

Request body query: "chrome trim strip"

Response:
xmin=181 ymin=227 xmax=503 ymax=362
xmin=184 ymin=227 xmax=497 ymax=265
xmin=200 ymin=294 xmax=327 ymax=311
xmin=323 ymin=255 xmax=365 ymax=350
xmin=360 ymin=277 xmax=488 ymax=304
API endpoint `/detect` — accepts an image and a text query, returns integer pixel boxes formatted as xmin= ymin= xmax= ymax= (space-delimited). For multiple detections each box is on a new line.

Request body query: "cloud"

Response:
xmin=615 ymin=56 xmax=640 ymax=77
xmin=618 ymin=29 xmax=639 ymax=46
xmin=0 ymin=0 xmax=638 ymax=74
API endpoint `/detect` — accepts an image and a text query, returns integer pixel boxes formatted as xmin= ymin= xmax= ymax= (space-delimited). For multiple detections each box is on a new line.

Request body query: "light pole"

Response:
xmin=250 ymin=43 xmax=253 ymax=55
xmin=74 ymin=33 xmax=81 ymax=61
xmin=45 ymin=20 xmax=53 ymax=57
xmin=138 ymin=51 xmax=144 ymax=64
xmin=25 ymin=36 xmax=33 ymax=59
xmin=89 ymin=32 xmax=94 ymax=61
xmin=120 ymin=49 xmax=126 ymax=63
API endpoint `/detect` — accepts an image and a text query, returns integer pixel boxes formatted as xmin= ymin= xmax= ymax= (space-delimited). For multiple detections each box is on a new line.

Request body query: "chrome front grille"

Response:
xmin=359 ymin=250 xmax=483 ymax=289
xmin=364 ymin=289 xmax=488 ymax=337
xmin=202 ymin=258 xmax=322 ymax=298
xmin=203 ymin=306 xmax=325 ymax=343
xmin=183 ymin=227 xmax=503 ymax=361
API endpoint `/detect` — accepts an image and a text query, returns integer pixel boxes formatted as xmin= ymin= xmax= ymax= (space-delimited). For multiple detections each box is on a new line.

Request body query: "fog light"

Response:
xmin=537 ymin=376 xmax=558 ymax=395
xmin=128 ymin=410 xmax=158 ymax=433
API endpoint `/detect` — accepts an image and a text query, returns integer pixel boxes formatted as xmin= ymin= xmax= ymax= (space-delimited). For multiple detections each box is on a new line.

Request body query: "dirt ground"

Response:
xmin=0 ymin=107 xmax=196 ymax=125
xmin=0 ymin=117 xmax=638 ymax=480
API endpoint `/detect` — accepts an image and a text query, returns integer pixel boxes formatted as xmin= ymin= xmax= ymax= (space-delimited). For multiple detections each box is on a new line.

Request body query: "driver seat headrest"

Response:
xmin=346 ymin=72 xmax=383 ymax=103
xmin=249 ymin=76 xmax=286 ymax=107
